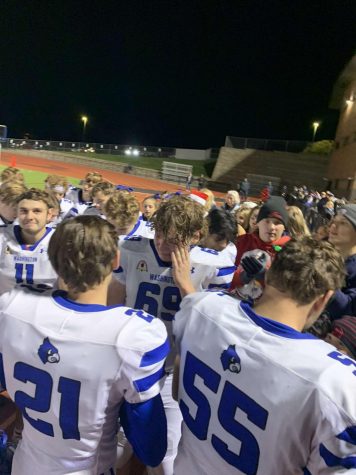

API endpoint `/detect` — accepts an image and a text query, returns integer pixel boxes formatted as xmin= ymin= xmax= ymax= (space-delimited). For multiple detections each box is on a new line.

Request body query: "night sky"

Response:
xmin=1 ymin=1 xmax=355 ymax=148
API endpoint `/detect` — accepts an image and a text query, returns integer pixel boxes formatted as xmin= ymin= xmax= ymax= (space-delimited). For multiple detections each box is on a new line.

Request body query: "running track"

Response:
xmin=1 ymin=150 xmax=225 ymax=201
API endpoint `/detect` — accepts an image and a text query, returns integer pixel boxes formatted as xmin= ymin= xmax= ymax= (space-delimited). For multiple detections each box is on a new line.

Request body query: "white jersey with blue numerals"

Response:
xmin=115 ymin=238 xmax=235 ymax=369
xmin=0 ymin=288 xmax=168 ymax=475
xmin=0 ymin=225 xmax=57 ymax=295
xmin=173 ymin=291 xmax=356 ymax=475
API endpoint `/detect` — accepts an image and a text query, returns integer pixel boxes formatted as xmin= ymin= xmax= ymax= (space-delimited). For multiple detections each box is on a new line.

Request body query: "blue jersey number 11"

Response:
xmin=15 ymin=263 xmax=34 ymax=284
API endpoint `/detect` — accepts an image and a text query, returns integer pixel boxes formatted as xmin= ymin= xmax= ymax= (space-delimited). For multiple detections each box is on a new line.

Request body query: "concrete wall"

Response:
xmin=212 ymin=147 xmax=330 ymax=192
xmin=174 ymin=148 xmax=211 ymax=160
xmin=327 ymin=78 xmax=356 ymax=200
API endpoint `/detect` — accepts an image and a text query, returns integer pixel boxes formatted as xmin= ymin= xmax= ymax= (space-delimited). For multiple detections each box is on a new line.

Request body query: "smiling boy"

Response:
xmin=230 ymin=196 xmax=290 ymax=300
xmin=0 ymin=189 xmax=57 ymax=294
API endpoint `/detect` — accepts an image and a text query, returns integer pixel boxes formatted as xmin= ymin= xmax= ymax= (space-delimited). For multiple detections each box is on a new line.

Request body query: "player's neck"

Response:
xmin=20 ymin=226 xmax=47 ymax=245
xmin=253 ymin=286 xmax=313 ymax=332
xmin=337 ymin=244 xmax=356 ymax=259
xmin=67 ymin=274 xmax=111 ymax=306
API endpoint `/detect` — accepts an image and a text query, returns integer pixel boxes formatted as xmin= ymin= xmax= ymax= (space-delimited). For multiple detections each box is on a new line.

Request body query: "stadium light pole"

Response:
xmin=81 ymin=116 xmax=88 ymax=142
xmin=312 ymin=121 xmax=320 ymax=142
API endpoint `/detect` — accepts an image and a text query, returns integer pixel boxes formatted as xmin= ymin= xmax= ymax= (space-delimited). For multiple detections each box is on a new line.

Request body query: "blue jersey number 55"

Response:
xmin=180 ymin=352 xmax=268 ymax=475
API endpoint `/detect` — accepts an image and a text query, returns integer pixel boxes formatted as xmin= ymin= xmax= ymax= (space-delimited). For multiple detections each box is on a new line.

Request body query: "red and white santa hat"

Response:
xmin=188 ymin=190 xmax=209 ymax=207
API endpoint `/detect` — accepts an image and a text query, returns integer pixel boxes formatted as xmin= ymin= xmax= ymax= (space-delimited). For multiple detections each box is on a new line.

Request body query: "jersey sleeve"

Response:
xmin=203 ymin=263 xmax=236 ymax=290
xmin=306 ymin=356 xmax=356 ymax=473
xmin=306 ymin=426 xmax=356 ymax=473
xmin=117 ymin=313 xmax=169 ymax=403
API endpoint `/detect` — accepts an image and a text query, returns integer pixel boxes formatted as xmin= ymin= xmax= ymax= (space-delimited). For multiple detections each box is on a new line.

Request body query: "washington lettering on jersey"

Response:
xmin=0 ymin=225 xmax=57 ymax=295
xmin=0 ymin=288 xmax=168 ymax=475
xmin=173 ymin=291 xmax=356 ymax=475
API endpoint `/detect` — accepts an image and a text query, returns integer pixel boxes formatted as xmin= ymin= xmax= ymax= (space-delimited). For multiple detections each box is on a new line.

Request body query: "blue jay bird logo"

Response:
xmin=38 ymin=338 xmax=60 ymax=364
xmin=221 ymin=345 xmax=241 ymax=373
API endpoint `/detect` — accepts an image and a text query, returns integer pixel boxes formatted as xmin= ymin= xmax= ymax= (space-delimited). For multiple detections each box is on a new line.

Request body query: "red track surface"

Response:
xmin=2 ymin=151 xmax=225 ymax=200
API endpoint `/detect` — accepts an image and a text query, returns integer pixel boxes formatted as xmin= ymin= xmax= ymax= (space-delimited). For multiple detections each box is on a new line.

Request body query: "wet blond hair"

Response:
xmin=0 ymin=181 xmax=28 ymax=205
xmin=84 ymin=172 xmax=103 ymax=185
xmin=104 ymin=191 xmax=140 ymax=228
xmin=1 ymin=167 xmax=24 ymax=184
xmin=92 ymin=181 xmax=116 ymax=197
xmin=44 ymin=175 xmax=69 ymax=193
xmin=151 ymin=195 xmax=207 ymax=245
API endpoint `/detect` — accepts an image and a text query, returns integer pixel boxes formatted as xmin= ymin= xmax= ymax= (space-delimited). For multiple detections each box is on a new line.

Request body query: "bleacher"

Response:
xmin=161 ymin=161 xmax=193 ymax=185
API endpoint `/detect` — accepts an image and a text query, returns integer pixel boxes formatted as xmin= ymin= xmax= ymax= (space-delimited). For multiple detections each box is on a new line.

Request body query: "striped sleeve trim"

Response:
xmin=217 ymin=266 xmax=236 ymax=277
xmin=140 ymin=338 xmax=170 ymax=367
xmin=320 ymin=443 xmax=356 ymax=469
xmin=133 ymin=366 xmax=166 ymax=393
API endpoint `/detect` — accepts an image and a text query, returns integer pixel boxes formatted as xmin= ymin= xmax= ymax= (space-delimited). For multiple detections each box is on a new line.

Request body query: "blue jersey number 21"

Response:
xmin=180 ymin=352 xmax=268 ymax=474
xmin=14 ymin=362 xmax=81 ymax=440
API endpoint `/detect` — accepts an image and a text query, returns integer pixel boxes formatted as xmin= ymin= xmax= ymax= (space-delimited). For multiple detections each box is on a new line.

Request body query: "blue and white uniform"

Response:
xmin=173 ymin=291 xmax=356 ymax=475
xmin=118 ymin=219 xmax=154 ymax=247
xmin=0 ymin=216 xmax=13 ymax=228
xmin=65 ymin=188 xmax=92 ymax=217
xmin=115 ymin=238 xmax=235 ymax=474
xmin=0 ymin=288 xmax=168 ymax=475
xmin=0 ymin=225 xmax=57 ymax=295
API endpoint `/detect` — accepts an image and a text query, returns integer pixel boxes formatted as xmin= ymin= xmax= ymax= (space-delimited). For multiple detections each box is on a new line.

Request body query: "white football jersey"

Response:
xmin=47 ymin=198 xmax=76 ymax=228
xmin=65 ymin=188 xmax=92 ymax=216
xmin=118 ymin=219 xmax=155 ymax=247
xmin=115 ymin=238 xmax=235 ymax=368
xmin=0 ymin=288 xmax=168 ymax=475
xmin=0 ymin=225 xmax=57 ymax=295
xmin=173 ymin=291 xmax=356 ymax=475
xmin=0 ymin=216 xmax=12 ymax=228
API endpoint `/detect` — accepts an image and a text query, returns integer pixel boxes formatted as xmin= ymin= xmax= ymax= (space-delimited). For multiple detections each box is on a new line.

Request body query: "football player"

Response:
xmin=172 ymin=238 xmax=356 ymax=474
xmin=104 ymin=191 xmax=154 ymax=243
xmin=111 ymin=195 xmax=236 ymax=475
xmin=65 ymin=171 xmax=103 ymax=216
xmin=0 ymin=216 xmax=168 ymax=474
xmin=0 ymin=188 xmax=57 ymax=294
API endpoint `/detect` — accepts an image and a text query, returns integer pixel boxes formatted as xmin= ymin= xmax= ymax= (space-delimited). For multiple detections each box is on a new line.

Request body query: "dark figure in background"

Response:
xmin=186 ymin=172 xmax=192 ymax=191
xmin=198 ymin=175 xmax=205 ymax=190
xmin=239 ymin=178 xmax=250 ymax=201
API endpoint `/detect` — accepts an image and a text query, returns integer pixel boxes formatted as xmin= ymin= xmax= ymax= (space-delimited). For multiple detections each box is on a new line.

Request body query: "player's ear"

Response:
xmin=189 ymin=230 xmax=201 ymax=246
xmin=46 ymin=207 xmax=54 ymax=223
xmin=111 ymin=250 xmax=120 ymax=270
xmin=306 ymin=290 xmax=334 ymax=326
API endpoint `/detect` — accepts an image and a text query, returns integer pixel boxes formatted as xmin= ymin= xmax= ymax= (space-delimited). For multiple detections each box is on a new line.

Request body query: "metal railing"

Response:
xmin=3 ymin=138 xmax=176 ymax=158
xmin=225 ymin=136 xmax=310 ymax=153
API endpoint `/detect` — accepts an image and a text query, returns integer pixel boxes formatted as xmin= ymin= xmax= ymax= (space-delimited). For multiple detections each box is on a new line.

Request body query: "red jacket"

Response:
xmin=230 ymin=232 xmax=290 ymax=291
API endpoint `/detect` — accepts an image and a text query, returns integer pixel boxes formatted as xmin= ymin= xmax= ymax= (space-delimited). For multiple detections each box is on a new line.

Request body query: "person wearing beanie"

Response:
xmin=229 ymin=196 xmax=290 ymax=300
xmin=325 ymin=315 xmax=356 ymax=359
xmin=326 ymin=203 xmax=356 ymax=320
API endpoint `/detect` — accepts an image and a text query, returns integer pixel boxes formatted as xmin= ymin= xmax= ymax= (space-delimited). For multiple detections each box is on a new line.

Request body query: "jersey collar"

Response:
xmin=240 ymin=301 xmax=316 ymax=340
xmin=14 ymin=225 xmax=53 ymax=251
xmin=52 ymin=290 xmax=124 ymax=312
